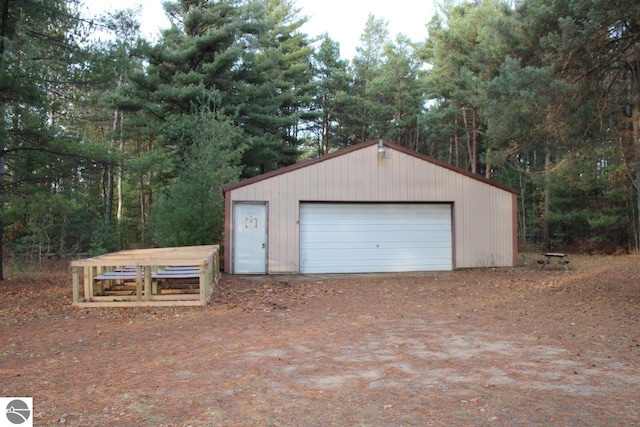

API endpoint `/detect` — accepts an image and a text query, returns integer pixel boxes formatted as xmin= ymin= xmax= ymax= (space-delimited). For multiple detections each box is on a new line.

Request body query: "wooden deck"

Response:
xmin=70 ymin=245 xmax=221 ymax=307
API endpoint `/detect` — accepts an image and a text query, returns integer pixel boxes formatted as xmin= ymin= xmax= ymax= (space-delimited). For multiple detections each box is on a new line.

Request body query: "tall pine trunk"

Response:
xmin=0 ymin=0 xmax=9 ymax=280
xmin=107 ymin=75 xmax=125 ymax=227
xmin=454 ymin=116 xmax=459 ymax=167
xmin=322 ymin=96 xmax=329 ymax=155
xmin=117 ymin=116 xmax=124 ymax=223
xmin=0 ymin=150 xmax=5 ymax=280
xmin=462 ymin=107 xmax=471 ymax=170
xmin=542 ymin=149 xmax=552 ymax=252
xmin=462 ymin=106 xmax=479 ymax=174
xmin=633 ymin=102 xmax=640 ymax=253
xmin=105 ymin=107 xmax=119 ymax=226
xmin=472 ymin=106 xmax=478 ymax=175
xmin=485 ymin=147 xmax=492 ymax=179
xmin=106 ymin=171 xmax=113 ymax=225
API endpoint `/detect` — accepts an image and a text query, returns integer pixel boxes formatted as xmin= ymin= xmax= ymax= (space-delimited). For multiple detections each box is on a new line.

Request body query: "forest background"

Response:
xmin=1 ymin=0 xmax=638 ymax=279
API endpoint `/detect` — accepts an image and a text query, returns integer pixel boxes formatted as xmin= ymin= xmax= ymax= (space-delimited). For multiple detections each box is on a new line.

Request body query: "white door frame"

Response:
xmin=232 ymin=202 xmax=268 ymax=274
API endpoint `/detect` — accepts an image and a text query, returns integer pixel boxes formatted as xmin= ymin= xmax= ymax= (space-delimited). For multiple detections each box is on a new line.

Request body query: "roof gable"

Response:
xmin=222 ymin=139 xmax=517 ymax=195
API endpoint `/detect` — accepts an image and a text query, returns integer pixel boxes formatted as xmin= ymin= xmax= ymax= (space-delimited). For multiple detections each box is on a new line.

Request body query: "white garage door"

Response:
xmin=300 ymin=203 xmax=452 ymax=273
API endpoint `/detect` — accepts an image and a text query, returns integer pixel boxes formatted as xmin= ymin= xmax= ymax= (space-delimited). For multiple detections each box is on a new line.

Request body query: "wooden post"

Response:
xmin=151 ymin=265 xmax=158 ymax=295
xmin=136 ymin=266 xmax=143 ymax=302
xmin=199 ymin=265 xmax=206 ymax=304
xmin=96 ymin=266 xmax=104 ymax=295
xmin=144 ymin=266 xmax=152 ymax=301
xmin=72 ymin=267 xmax=80 ymax=304
xmin=213 ymin=251 xmax=219 ymax=283
xmin=209 ymin=260 xmax=215 ymax=291
xmin=83 ymin=266 xmax=94 ymax=302
xmin=212 ymin=266 xmax=217 ymax=291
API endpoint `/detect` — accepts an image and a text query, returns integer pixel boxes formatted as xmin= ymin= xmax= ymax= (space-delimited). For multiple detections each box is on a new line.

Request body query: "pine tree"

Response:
xmin=422 ymin=0 xmax=514 ymax=175
xmin=82 ymin=8 xmax=149 ymax=250
xmin=310 ymin=34 xmax=351 ymax=155
xmin=150 ymin=111 xmax=245 ymax=246
xmin=0 ymin=0 xmax=97 ymax=276
xmin=374 ymin=35 xmax=425 ymax=150
xmin=351 ymin=14 xmax=389 ymax=143
xmin=232 ymin=0 xmax=313 ymax=176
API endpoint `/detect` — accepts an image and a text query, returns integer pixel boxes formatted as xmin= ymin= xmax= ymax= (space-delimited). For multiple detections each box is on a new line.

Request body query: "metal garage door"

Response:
xmin=300 ymin=203 xmax=452 ymax=273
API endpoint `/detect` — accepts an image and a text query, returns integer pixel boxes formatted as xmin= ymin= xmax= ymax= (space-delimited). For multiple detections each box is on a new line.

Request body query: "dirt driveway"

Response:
xmin=1 ymin=254 xmax=639 ymax=426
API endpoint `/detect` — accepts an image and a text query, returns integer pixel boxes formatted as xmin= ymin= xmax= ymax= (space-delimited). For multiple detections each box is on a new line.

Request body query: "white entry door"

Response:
xmin=233 ymin=202 xmax=267 ymax=274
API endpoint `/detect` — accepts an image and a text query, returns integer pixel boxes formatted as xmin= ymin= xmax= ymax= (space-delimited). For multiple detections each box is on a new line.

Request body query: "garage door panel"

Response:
xmin=300 ymin=203 xmax=452 ymax=273
xmin=302 ymin=244 xmax=452 ymax=255
xmin=304 ymin=222 xmax=452 ymax=230
xmin=302 ymin=250 xmax=450 ymax=264
xmin=301 ymin=257 xmax=451 ymax=273
xmin=301 ymin=233 xmax=450 ymax=245
xmin=302 ymin=212 xmax=451 ymax=219
xmin=302 ymin=238 xmax=452 ymax=250
xmin=302 ymin=223 xmax=450 ymax=232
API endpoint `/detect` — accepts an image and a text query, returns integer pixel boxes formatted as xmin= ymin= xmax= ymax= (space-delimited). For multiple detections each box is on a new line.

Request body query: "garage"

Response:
xmin=300 ymin=203 xmax=452 ymax=273
xmin=223 ymin=139 xmax=518 ymax=274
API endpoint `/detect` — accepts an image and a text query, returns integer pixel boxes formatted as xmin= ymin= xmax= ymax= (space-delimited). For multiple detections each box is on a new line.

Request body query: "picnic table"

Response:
xmin=539 ymin=253 xmax=570 ymax=270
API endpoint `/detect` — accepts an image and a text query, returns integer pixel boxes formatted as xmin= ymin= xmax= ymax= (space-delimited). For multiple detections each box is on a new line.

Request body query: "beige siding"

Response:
xmin=228 ymin=144 xmax=516 ymax=273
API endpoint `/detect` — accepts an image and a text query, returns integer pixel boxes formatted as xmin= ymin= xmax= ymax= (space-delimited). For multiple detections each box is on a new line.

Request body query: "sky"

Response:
xmin=84 ymin=0 xmax=437 ymax=59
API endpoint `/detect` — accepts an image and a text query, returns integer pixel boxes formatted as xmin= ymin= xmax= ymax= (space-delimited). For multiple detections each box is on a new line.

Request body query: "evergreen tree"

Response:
xmin=351 ymin=14 xmax=389 ymax=143
xmin=373 ymin=35 xmax=425 ymax=150
xmin=310 ymin=34 xmax=351 ymax=155
xmin=125 ymin=0 xmax=251 ymax=239
xmin=485 ymin=57 xmax=575 ymax=247
xmin=82 ymin=8 xmax=149 ymax=250
xmin=150 ymin=111 xmax=245 ymax=246
xmin=422 ymin=0 xmax=514 ymax=175
xmin=509 ymin=0 xmax=640 ymax=251
xmin=0 ymin=0 xmax=99 ymax=276
xmin=539 ymin=0 xmax=640 ymax=251
xmin=233 ymin=0 xmax=314 ymax=176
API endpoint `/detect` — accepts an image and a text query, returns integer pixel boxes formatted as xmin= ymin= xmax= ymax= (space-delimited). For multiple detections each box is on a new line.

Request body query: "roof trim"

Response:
xmin=222 ymin=139 xmax=518 ymax=195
